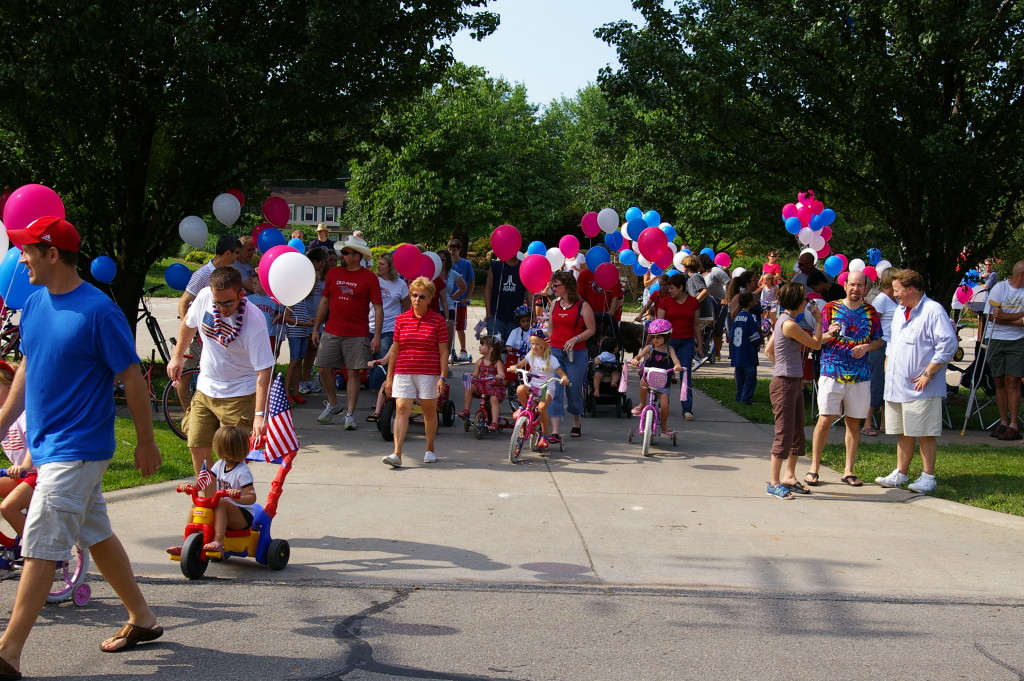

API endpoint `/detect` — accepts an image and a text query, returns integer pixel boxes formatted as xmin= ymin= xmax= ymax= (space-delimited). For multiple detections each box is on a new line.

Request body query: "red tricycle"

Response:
xmin=170 ymin=451 xmax=294 ymax=580
xmin=461 ymin=374 xmax=513 ymax=439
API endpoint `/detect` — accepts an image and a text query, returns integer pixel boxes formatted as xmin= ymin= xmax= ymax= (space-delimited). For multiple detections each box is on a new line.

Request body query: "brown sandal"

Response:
xmin=100 ymin=623 xmax=164 ymax=653
xmin=803 ymin=472 xmax=820 ymax=486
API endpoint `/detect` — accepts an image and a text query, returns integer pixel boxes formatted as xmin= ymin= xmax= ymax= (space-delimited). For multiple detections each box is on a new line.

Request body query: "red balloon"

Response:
xmin=559 ymin=234 xmax=580 ymax=259
xmin=796 ymin=205 xmax=812 ymax=226
xmin=810 ymin=200 xmax=824 ymax=215
xmin=955 ymin=285 xmax=973 ymax=305
xmin=637 ymin=227 xmax=668 ymax=261
xmin=619 ymin=239 xmax=631 ymax=252
xmin=226 ymin=188 xmax=245 ymax=208
xmin=781 ymin=203 xmax=798 ymax=220
xmin=262 ymin=196 xmax=290 ymax=228
xmin=490 ymin=224 xmax=522 ymax=262
xmin=581 ymin=212 xmax=601 ymax=238
xmin=654 ymin=249 xmax=673 ymax=270
xmin=836 ymin=254 xmax=849 ymax=270
xmin=862 ymin=265 xmax=878 ymax=282
xmin=519 ymin=254 xmax=553 ymax=294
xmin=821 ymin=226 xmax=833 ymax=241
xmin=3 ymin=184 xmax=65 ymax=232
xmin=837 ymin=271 xmax=849 ymax=286
xmin=816 ymin=244 xmax=831 ymax=258
xmin=393 ymin=243 xmax=424 ymax=280
xmin=594 ymin=262 xmax=619 ymax=289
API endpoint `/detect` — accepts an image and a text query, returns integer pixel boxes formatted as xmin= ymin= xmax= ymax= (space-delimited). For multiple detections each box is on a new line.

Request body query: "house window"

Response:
xmin=303 ymin=206 xmax=314 ymax=222
xmin=324 ymin=206 xmax=335 ymax=222
xmin=291 ymin=205 xmax=299 ymax=222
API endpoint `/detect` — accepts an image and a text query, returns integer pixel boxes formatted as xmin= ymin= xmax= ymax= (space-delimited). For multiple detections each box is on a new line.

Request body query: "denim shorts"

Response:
xmin=23 ymin=460 xmax=113 ymax=561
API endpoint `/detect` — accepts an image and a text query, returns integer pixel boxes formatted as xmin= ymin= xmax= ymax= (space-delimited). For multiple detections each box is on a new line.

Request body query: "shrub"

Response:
xmin=184 ymin=250 xmax=213 ymax=264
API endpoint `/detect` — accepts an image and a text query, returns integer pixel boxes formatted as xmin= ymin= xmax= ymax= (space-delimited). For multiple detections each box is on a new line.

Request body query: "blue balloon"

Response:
xmin=820 ymin=208 xmax=836 ymax=226
xmin=700 ymin=247 xmax=715 ymax=258
xmin=665 ymin=269 xmax=680 ymax=277
xmin=90 ymin=255 xmax=117 ymax=284
xmin=0 ymin=247 xmax=45 ymax=309
xmin=680 ymin=248 xmax=692 ymax=255
xmin=784 ymin=217 xmax=803 ymax=234
xmin=642 ymin=210 xmax=661 ymax=227
xmin=649 ymin=264 xmax=663 ymax=277
xmin=824 ymin=255 xmax=843 ymax=277
xmin=650 ymin=283 xmax=660 ymax=293
xmin=604 ymin=232 xmax=624 ymax=251
xmin=164 ymin=262 xmax=193 ymax=290
xmin=287 ymin=238 xmax=306 ymax=254
xmin=632 ymin=262 xmax=649 ymax=276
xmin=619 ymin=250 xmax=637 ymax=266
xmin=526 ymin=240 xmax=547 ymax=256
xmin=867 ymin=248 xmax=882 ymax=266
xmin=258 ymin=227 xmax=286 ymax=252
xmin=661 ymin=224 xmax=676 ymax=242
xmin=585 ymin=246 xmax=611 ymax=271
xmin=624 ymin=206 xmax=642 ymax=222
xmin=626 ymin=217 xmax=646 ymax=241
xmin=809 ymin=213 xmax=825 ymax=231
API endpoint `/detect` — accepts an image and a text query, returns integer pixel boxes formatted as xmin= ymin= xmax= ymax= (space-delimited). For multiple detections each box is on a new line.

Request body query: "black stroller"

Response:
xmin=584 ymin=312 xmax=632 ymax=417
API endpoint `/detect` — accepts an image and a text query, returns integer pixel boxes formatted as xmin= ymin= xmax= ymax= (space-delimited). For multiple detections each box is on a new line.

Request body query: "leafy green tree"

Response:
xmin=0 ymin=1 xmax=495 ymax=325
xmin=345 ymin=63 xmax=563 ymax=247
xmin=598 ymin=0 xmax=1024 ymax=298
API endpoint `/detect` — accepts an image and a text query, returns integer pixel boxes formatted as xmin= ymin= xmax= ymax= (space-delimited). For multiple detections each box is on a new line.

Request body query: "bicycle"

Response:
xmin=0 ymin=469 xmax=91 ymax=605
xmin=507 ymin=369 xmax=564 ymax=463
xmin=0 ymin=309 xmax=21 ymax=363
xmin=113 ymin=349 xmax=162 ymax=414
xmin=163 ymin=366 xmax=199 ymax=440
xmin=627 ymin=366 xmax=678 ymax=457
xmin=138 ymin=284 xmax=174 ymax=364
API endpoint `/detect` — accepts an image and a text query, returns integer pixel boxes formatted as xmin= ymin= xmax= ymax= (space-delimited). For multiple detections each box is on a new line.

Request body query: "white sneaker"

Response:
xmin=298 ymin=381 xmax=313 ymax=394
xmin=317 ymin=401 xmax=343 ymax=424
xmin=423 ymin=451 xmax=438 ymax=463
xmin=382 ymin=454 xmax=401 ymax=468
xmin=309 ymin=378 xmax=322 ymax=393
xmin=458 ymin=351 xmax=470 ymax=362
xmin=344 ymin=413 xmax=357 ymax=430
xmin=908 ymin=473 xmax=936 ymax=494
xmin=875 ymin=469 xmax=909 ymax=488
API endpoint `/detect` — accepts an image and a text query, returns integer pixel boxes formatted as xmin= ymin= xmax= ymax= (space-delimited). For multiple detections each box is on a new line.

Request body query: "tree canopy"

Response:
xmin=598 ymin=0 xmax=1024 ymax=297
xmin=0 ymin=0 xmax=496 ymax=323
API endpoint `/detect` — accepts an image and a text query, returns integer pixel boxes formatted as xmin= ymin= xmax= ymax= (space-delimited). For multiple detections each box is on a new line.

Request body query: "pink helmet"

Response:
xmin=647 ymin=318 xmax=673 ymax=336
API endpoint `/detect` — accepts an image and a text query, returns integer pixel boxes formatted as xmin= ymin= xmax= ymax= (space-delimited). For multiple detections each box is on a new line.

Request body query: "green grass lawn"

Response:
xmin=1 ymin=418 xmax=193 ymax=493
xmin=694 ymin=376 xmax=1024 ymax=516
xmin=145 ymin=258 xmax=196 ymax=297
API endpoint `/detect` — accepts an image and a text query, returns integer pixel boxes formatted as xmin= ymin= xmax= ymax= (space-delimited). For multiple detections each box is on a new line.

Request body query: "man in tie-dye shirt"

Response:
xmin=803 ymin=270 xmax=883 ymax=489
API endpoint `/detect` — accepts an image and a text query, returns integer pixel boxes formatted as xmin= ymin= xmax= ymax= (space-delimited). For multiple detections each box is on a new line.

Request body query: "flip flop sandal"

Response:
xmin=100 ymin=623 xmax=164 ymax=653
xmin=0 ymin=654 xmax=21 ymax=680
xmin=203 ymin=541 xmax=225 ymax=553
xmin=861 ymin=427 xmax=878 ymax=436
xmin=365 ymin=413 xmax=379 ymax=422
xmin=841 ymin=475 xmax=864 ymax=487
xmin=784 ymin=481 xmax=811 ymax=494
xmin=570 ymin=427 xmax=582 ymax=438
xmin=803 ymin=472 xmax=820 ymax=486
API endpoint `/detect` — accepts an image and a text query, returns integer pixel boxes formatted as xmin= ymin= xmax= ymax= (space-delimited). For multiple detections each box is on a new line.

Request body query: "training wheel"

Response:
xmin=73 ymin=583 xmax=91 ymax=606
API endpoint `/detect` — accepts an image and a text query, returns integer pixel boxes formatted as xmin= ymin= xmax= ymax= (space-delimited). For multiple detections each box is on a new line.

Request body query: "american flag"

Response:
xmin=1 ymin=426 xmax=25 ymax=454
xmin=195 ymin=460 xmax=213 ymax=492
xmin=264 ymin=373 xmax=299 ymax=462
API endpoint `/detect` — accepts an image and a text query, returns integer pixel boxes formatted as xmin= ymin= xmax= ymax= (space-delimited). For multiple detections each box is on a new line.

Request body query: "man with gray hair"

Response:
xmin=876 ymin=269 xmax=958 ymax=494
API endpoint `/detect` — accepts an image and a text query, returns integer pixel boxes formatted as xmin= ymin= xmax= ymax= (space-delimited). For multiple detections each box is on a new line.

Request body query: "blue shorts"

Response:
xmin=288 ymin=336 xmax=309 ymax=361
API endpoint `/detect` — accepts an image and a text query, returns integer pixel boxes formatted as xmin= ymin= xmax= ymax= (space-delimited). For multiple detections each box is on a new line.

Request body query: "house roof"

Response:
xmin=267 ymin=185 xmax=347 ymax=207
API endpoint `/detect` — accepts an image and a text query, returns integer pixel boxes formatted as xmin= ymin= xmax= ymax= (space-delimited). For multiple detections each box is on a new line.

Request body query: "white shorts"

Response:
xmin=817 ymin=376 xmax=871 ymax=419
xmin=24 ymin=460 xmax=113 ymax=561
xmin=392 ymin=373 xmax=440 ymax=400
xmin=885 ymin=397 xmax=943 ymax=437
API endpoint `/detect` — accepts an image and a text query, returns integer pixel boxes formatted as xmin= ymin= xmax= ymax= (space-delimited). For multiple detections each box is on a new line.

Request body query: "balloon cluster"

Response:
xmin=820 ymin=252 xmax=892 ymax=286
xmin=955 ymin=268 xmax=981 ymax=305
xmin=781 ymin=190 xmax=836 ymax=258
xmin=392 ymin=243 xmax=444 ymax=282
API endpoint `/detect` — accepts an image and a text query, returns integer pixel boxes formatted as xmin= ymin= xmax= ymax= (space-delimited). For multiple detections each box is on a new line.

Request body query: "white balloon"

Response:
xmin=212 ymin=192 xmax=241 ymax=226
xmin=809 ymin=235 xmax=826 ymax=251
xmin=632 ymin=239 xmax=642 ymax=254
xmin=425 ymin=252 xmax=443 ymax=279
xmin=849 ymin=258 xmax=866 ymax=272
xmin=667 ymin=242 xmax=678 ymax=254
xmin=178 ymin=215 xmax=208 ymax=248
xmin=267 ymin=251 xmax=315 ymax=306
xmin=799 ymin=247 xmax=819 ymax=265
xmin=637 ymin=255 xmax=652 ymax=268
xmin=732 ymin=266 xmax=746 ymax=278
xmin=798 ymin=227 xmax=814 ymax=245
xmin=875 ymin=259 xmax=892 ymax=274
xmin=516 ymin=251 xmax=525 ymax=261
xmin=0 ymin=219 xmax=7 ymax=254
xmin=597 ymin=208 xmax=620 ymax=234
xmin=672 ymin=251 xmax=687 ymax=270
xmin=620 ymin=223 xmax=630 ymax=242
xmin=545 ymin=247 xmax=565 ymax=271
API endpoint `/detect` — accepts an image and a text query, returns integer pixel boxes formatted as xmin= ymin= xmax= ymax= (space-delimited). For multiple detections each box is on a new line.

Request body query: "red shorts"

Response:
xmin=15 ymin=471 xmax=38 ymax=488
xmin=455 ymin=305 xmax=468 ymax=331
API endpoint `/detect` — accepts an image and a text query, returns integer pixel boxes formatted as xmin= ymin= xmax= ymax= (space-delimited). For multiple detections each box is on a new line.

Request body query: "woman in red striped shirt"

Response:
xmin=382 ymin=277 xmax=450 ymax=468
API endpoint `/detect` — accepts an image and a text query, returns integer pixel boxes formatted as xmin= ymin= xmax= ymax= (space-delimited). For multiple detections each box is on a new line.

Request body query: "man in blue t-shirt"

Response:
xmin=0 ymin=217 xmax=163 ymax=675
xmin=447 ymin=238 xmax=476 ymax=362
xmin=729 ymin=292 xmax=762 ymax=404
xmin=483 ymin=254 xmax=532 ymax=346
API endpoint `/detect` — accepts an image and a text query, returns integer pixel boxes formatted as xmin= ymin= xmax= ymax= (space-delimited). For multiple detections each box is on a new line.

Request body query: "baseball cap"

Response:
xmin=7 ymin=216 xmax=81 ymax=252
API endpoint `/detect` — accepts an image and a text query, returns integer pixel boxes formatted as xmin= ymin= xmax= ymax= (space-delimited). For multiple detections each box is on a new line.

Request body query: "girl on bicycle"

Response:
xmin=0 ymin=361 xmax=35 ymax=538
xmin=629 ymin=319 xmax=683 ymax=437
xmin=514 ymin=329 xmax=569 ymax=451
xmin=458 ymin=336 xmax=506 ymax=431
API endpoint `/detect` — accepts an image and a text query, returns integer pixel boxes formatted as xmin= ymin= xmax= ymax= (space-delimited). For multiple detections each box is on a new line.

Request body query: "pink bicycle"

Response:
xmin=508 ymin=369 xmax=563 ymax=463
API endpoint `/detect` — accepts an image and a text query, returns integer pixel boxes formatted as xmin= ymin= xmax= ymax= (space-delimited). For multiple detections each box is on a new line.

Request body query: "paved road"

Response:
xmin=9 ymin=299 xmax=1016 ymax=680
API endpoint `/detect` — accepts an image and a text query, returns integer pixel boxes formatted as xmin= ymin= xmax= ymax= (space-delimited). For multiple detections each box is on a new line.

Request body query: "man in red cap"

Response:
xmin=0 ymin=217 xmax=163 ymax=677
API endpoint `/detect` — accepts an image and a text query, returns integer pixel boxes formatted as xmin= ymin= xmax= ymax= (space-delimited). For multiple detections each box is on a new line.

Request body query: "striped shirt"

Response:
xmin=392 ymin=309 xmax=449 ymax=376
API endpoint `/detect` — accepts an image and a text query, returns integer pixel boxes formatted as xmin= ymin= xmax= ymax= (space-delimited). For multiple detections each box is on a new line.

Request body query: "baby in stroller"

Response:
xmin=591 ymin=336 xmax=622 ymax=398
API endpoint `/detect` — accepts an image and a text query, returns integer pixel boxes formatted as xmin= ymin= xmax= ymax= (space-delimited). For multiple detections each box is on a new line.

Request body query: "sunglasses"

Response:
xmin=410 ymin=293 xmax=430 ymax=299
xmin=340 ymin=250 xmax=359 ymax=256
xmin=213 ymin=298 xmax=239 ymax=308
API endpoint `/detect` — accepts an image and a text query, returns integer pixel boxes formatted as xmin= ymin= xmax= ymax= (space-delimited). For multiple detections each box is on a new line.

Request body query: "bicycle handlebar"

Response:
xmin=0 ymin=468 xmax=28 ymax=479
xmin=175 ymin=485 xmax=240 ymax=503
xmin=142 ymin=284 xmax=165 ymax=296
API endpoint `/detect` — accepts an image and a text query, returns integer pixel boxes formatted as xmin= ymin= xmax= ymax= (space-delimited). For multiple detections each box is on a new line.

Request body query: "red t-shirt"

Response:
xmin=549 ymin=298 xmax=587 ymax=351
xmin=657 ymin=295 xmax=699 ymax=339
xmin=392 ymin=308 xmax=450 ymax=375
xmin=762 ymin=262 xmax=782 ymax=276
xmin=578 ymin=270 xmax=624 ymax=315
xmin=323 ymin=266 xmax=383 ymax=337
